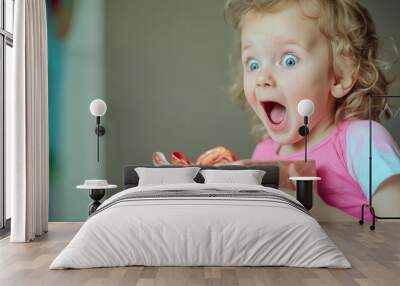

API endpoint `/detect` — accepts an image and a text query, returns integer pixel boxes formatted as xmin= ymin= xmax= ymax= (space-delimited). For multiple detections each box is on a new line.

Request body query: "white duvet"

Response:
xmin=50 ymin=183 xmax=350 ymax=269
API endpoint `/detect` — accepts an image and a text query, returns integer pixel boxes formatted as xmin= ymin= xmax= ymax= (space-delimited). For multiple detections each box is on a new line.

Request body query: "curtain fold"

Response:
xmin=8 ymin=0 xmax=49 ymax=242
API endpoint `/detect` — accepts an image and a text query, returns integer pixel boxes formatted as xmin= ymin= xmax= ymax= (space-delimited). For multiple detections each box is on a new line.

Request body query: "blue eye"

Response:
xmin=247 ymin=59 xmax=260 ymax=71
xmin=281 ymin=54 xmax=299 ymax=67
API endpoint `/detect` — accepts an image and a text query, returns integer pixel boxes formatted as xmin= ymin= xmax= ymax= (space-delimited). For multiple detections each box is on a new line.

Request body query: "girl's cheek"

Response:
xmin=283 ymin=76 xmax=311 ymax=103
xmin=243 ymin=75 xmax=257 ymax=107
xmin=245 ymin=91 xmax=257 ymax=106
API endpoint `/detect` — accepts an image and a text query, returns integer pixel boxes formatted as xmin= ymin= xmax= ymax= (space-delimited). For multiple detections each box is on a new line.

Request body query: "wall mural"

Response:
xmin=224 ymin=0 xmax=400 ymax=222
xmin=47 ymin=0 xmax=400 ymax=222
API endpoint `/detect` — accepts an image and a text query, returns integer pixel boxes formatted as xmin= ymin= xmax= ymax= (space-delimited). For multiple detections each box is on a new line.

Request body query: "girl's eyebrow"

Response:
xmin=241 ymin=43 xmax=252 ymax=51
xmin=275 ymin=38 xmax=308 ymax=51
xmin=241 ymin=38 xmax=309 ymax=52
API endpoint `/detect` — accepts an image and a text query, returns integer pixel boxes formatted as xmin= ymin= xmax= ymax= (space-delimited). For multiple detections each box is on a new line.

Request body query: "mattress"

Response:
xmin=50 ymin=183 xmax=350 ymax=269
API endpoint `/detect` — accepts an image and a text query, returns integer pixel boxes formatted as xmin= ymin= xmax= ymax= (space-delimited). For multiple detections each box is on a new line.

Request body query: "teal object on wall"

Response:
xmin=47 ymin=0 xmax=106 ymax=221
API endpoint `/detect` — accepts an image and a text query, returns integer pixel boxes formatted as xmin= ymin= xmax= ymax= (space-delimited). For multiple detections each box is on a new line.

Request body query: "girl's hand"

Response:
xmin=152 ymin=152 xmax=171 ymax=166
xmin=196 ymin=146 xmax=237 ymax=165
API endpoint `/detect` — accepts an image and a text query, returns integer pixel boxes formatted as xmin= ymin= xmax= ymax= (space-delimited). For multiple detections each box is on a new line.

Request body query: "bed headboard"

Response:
xmin=122 ymin=165 xmax=279 ymax=189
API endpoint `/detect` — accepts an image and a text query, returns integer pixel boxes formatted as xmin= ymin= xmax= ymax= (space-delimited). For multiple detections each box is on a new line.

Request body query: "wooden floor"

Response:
xmin=0 ymin=222 xmax=399 ymax=286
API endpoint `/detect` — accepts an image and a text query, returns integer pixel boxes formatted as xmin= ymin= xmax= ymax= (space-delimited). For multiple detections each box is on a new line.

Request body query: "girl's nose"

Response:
xmin=256 ymin=72 xmax=276 ymax=88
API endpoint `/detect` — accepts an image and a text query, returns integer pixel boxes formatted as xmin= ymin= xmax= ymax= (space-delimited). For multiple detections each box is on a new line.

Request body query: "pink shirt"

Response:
xmin=251 ymin=120 xmax=400 ymax=221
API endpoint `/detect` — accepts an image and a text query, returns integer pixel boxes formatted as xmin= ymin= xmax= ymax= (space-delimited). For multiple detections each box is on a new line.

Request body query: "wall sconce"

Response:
xmin=89 ymin=99 xmax=107 ymax=162
xmin=297 ymin=99 xmax=314 ymax=163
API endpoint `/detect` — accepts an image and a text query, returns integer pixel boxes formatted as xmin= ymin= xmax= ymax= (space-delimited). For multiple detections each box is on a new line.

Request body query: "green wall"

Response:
xmin=104 ymin=0 xmax=255 ymax=189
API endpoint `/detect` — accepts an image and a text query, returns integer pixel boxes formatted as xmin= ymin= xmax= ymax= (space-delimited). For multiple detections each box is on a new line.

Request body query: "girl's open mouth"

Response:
xmin=260 ymin=101 xmax=288 ymax=130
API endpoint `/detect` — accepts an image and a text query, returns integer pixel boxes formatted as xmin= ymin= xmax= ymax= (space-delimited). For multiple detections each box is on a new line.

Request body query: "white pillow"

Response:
xmin=135 ymin=167 xmax=200 ymax=186
xmin=200 ymin=169 xmax=266 ymax=185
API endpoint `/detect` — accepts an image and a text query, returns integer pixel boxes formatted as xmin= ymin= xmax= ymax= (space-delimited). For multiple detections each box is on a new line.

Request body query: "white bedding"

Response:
xmin=50 ymin=183 xmax=350 ymax=269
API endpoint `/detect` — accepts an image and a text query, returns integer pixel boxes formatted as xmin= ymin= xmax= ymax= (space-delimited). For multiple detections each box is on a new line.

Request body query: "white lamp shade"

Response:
xmin=297 ymin=99 xmax=314 ymax=117
xmin=90 ymin=99 xmax=107 ymax=117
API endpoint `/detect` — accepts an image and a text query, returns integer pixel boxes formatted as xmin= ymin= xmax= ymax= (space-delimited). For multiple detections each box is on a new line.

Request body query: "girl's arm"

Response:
xmin=345 ymin=120 xmax=400 ymax=198
xmin=372 ymin=174 xmax=400 ymax=215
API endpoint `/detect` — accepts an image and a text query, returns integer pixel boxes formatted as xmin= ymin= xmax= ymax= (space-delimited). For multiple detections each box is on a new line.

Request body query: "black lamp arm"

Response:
xmin=298 ymin=115 xmax=309 ymax=163
xmin=95 ymin=117 xmax=106 ymax=136
xmin=94 ymin=116 xmax=106 ymax=162
xmin=304 ymin=117 xmax=308 ymax=162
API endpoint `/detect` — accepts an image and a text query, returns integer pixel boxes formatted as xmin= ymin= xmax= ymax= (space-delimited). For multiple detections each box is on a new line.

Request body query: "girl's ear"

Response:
xmin=330 ymin=68 xmax=357 ymax=99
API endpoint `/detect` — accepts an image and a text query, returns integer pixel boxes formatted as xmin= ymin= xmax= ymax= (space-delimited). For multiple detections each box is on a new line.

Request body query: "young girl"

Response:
xmin=224 ymin=0 xmax=400 ymax=221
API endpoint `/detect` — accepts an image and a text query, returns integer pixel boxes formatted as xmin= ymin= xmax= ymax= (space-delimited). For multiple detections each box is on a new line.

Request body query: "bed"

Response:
xmin=50 ymin=165 xmax=350 ymax=269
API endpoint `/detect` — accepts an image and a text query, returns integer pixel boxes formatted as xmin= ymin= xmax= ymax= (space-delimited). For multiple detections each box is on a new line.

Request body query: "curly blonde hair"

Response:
xmin=224 ymin=0 xmax=392 ymax=138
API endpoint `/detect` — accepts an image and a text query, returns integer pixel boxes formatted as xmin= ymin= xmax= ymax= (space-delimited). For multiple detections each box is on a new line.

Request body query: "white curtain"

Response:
xmin=7 ymin=0 xmax=49 ymax=242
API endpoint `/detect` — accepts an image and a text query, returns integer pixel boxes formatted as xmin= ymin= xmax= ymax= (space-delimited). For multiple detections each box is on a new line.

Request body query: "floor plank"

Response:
xmin=0 ymin=222 xmax=399 ymax=286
